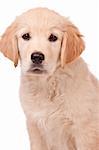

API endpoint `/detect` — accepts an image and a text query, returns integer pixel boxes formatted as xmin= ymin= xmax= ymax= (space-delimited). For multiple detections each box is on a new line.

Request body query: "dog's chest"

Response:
xmin=24 ymin=94 xmax=72 ymax=150
xmin=20 ymin=73 xmax=99 ymax=149
xmin=20 ymin=79 xmax=65 ymax=121
xmin=20 ymin=76 xmax=73 ymax=149
xmin=20 ymin=75 xmax=65 ymax=115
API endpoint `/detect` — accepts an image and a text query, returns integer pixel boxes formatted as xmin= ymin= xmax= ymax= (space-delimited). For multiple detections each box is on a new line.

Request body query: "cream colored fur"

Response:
xmin=0 ymin=8 xmax=99 ymax=150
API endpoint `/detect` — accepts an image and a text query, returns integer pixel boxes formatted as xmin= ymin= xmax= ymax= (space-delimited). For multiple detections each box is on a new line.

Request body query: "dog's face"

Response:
xmin=18 ymin=27 xmax=63 ymax=75
xmin=17 ymin=9 xmax=64 ymax=75
xmin=0 ymin=8 xmax=85 ymax=76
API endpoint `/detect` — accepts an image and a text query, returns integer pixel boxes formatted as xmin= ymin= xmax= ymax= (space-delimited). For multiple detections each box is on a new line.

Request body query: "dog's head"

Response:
xmin=0 ymin=8 xmax=85 ymax=76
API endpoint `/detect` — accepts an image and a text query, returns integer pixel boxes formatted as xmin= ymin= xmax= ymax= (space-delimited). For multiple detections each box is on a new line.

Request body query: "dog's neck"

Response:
xmin=20 ymin=65 xmax=65 ymax=103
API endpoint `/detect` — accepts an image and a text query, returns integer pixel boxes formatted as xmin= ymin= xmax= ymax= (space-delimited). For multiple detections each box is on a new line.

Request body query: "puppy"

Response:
xmin=0 ymin=8 xmax=99 ymax=150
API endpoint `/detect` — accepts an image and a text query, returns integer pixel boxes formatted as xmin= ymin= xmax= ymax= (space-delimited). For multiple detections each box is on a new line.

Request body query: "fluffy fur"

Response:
xmin=0 ymin=8 xmax=99 ymax=150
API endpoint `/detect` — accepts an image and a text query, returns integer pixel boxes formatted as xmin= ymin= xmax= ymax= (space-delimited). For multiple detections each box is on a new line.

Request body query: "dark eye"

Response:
xmin=22 ymin=33 xmax=31 ymax=41
xmin=48 ymin=34 xmax=58 ymax=42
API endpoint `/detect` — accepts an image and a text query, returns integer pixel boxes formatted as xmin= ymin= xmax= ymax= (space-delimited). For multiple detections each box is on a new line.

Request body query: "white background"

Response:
xmin=0 ymin=0 xmax=98 ymax=150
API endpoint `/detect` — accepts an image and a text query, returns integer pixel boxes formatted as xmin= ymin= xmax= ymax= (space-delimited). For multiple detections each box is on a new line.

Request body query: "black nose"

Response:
xmin=31 ymin=52 xmax=45 ymax=64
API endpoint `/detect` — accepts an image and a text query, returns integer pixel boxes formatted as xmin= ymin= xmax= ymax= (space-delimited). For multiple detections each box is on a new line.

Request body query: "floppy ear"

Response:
xmin=61 ymin=22 xmax=85 ymax=67
xmin=0 ymin=21 xmax=19 ymax=67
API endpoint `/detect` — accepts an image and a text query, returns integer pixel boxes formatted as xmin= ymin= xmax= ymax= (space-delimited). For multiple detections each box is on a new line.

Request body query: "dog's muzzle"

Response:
xmin=28 ymin=52 xmax=46 ymax=74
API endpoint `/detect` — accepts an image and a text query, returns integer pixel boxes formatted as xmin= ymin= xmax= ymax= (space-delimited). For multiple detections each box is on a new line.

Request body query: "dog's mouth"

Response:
xmin=31 ymin=68 xmax=44 ymax=74
xmin=28 ymin=65 xmax=47 ymax=74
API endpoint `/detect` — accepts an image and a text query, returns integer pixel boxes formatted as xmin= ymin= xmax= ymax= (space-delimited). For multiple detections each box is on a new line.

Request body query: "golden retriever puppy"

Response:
xmin=0 ymin=8 xmax=99 ymax=150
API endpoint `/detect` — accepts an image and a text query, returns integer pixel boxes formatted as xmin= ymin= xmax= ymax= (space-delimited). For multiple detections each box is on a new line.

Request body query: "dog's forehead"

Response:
xmin=18 ymin=8 xmax=65 ymax=30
